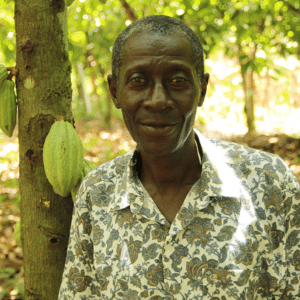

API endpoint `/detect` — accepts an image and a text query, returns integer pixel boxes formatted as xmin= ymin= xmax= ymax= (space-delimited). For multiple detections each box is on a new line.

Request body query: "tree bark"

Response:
xmin=264 ymin=69 xmax=270 ymax=108
xmin=238 ymin=42 xmax=257 ymax=135
xmin=73 ymin=62 xmax=85 ymax=118
xmin=15 ymin=0 xmax=73 ymax=299
xmin=77 ymin=62 xmax=92 ymax=114
xmin=119 ymin=0 xmax=138 ymax=22
xmin=241 ymin=69 xmax=256 ymax=135
xmin=104 ymin=80 xmax=112 ymax=129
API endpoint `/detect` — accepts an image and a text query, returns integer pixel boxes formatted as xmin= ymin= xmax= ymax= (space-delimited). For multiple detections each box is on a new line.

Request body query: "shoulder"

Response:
xmin=84 ymin=150 xmax=134 ymax=186
xmin=74 ymin=150 xmax=134 ymax=206
xmin=209 ymin=137 xmax=284 ymax=166
xmin=201 ymin=134 xmax=296 ymax=185
xmin=218 ymin=138 xmax=300 ymax=189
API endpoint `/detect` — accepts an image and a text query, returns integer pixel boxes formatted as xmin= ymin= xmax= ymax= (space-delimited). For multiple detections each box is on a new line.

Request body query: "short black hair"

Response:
xmin=111 ymin=15 xmax=204 ymax=83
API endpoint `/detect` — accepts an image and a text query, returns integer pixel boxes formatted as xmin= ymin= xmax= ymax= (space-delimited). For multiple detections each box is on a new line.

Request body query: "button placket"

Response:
xmin=161 ymin=234 xmax=175 ymax=293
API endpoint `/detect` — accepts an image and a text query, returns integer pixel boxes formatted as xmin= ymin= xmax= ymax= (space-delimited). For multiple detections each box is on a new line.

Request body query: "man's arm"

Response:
xmin=58 ymin=189 xmax=100 ymax=299
xmin=276 ymin=166 xmax=300 ymax=299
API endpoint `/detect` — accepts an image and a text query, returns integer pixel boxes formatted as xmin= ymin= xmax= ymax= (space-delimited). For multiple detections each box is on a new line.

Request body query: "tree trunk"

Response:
xmin=73 ymin=62 xmax=85 ymax=118
xmin=15 ymin=1 xmax=74 ymax=299
xmin=119 ymin=0 xmax=138 ymax=22
xmin=241 ymin=69 xmax=256 ymax=135
xmin=77 ymin=62 xmax=92 ymax=114
xmin=264 ymin=69 xmax=270 ymax=108
xmin=238 ymin=42 xmax=257 ymax=135
xmin=104 ymin=81 xmax=112 ymax=130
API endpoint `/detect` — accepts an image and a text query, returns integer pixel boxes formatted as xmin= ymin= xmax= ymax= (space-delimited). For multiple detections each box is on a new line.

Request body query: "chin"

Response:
xmin=138 ymin=141 xmax=178 ymax=158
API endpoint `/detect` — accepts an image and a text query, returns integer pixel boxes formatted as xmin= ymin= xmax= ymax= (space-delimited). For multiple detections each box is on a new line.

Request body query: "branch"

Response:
xmin=119 ymin=0 xmax=138 ymax=22
xmin=231 ymin=10 xmax=240 ymax=20
xmin=286 ymin=3 xmax=300 ymax=14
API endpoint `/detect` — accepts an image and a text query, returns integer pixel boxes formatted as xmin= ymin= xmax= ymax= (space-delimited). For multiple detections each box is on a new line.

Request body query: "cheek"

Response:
xmin=117 ymin=90 xmax=142 ymax=113
xmin=184 ymin=110 xmax=197 ymax=126
xmin=121 ymin=110 xmax=138 ymax=136
xmin=180 ymin=100 xmax=198 ymax=120
xmin=121 ymin=110 xmax=133 ymax=126
xmin=172 ymin=90 xmax=200 ymax=109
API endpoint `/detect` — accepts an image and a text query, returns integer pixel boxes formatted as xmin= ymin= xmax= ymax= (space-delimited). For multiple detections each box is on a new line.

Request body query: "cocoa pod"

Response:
xmin=71 ymin=159 xmax=95 ymax=201
xmin=0 ymin=79 xmax=16 ymax=137
xmin=43 ymin=120 xmax=84 ymax=197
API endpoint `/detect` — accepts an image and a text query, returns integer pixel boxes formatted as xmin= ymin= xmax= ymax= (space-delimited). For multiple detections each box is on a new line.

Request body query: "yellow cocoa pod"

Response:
xmin=71 ymin=159 xmax=95 ymax=201
xmin=0 ymin=79 xmax=16 ymax=137
xmin=43 ymin=120 xmax=84 ymax=197
xmin=0 ymin=64 xmax=8 ymax=85
xmin=14 ymin=219 xmax=22 ymax=248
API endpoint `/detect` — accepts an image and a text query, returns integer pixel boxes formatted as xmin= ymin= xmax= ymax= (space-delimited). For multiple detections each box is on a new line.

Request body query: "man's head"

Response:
xmin=108 ymin=15 xmax=209 ymax=158
xmin=111 ymin=15 xmax=205 ymax=84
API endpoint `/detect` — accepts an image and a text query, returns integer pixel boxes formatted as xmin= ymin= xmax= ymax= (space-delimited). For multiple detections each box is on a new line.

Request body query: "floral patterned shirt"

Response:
xmin=58 ymin=130 xmax=300 ymax=300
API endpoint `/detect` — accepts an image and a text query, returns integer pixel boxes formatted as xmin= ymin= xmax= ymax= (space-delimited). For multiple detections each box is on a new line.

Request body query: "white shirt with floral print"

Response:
xmin=58 ymin=129 xmax=300 ymax=300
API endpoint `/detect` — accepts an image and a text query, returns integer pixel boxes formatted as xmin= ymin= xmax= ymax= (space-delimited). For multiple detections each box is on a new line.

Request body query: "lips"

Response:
xmin=140 ymin=121 xmax=177 ymax=136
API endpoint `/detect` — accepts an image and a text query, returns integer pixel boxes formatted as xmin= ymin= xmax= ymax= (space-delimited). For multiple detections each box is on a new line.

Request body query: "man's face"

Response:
xmin=109 ymin=31 xmax=208 ymax=157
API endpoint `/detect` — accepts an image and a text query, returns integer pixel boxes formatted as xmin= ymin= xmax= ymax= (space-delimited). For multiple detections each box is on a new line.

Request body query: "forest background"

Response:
xmin=0 ymin=0 xmax=300 ymax=298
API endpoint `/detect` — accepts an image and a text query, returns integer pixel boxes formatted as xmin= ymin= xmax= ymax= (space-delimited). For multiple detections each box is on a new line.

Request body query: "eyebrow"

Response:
xmin=123 ymin=59 xmax=193 ymax=78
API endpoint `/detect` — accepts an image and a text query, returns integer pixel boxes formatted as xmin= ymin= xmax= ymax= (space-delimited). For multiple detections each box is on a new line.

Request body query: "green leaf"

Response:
xmin=274 ymin=1 xmax=284 ymax=11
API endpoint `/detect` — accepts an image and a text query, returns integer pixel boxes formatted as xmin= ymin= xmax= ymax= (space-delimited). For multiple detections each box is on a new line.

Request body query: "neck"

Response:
xmin=138 ymin=134 xmax=202 ymax=191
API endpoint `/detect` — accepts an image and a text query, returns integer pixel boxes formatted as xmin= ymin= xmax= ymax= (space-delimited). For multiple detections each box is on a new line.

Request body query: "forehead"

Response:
xmin=121 ymin=31 xmax=194 ymax=72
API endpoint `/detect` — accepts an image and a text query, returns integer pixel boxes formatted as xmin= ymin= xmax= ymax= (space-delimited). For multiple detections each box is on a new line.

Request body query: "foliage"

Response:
xmin=216 ymin=0 xmax=300 ymax=71
xmin=0 ymin=268 xmax=24 ymax=300
xmin=0 ymin=0 xmax=15 ymax=66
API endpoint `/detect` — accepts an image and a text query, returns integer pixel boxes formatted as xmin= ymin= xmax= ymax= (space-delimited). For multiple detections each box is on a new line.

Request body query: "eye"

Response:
xmin=130 ymin=77 xmax=146 ymax=83
xmin=170 ymin=77 xmax=187 ymax=84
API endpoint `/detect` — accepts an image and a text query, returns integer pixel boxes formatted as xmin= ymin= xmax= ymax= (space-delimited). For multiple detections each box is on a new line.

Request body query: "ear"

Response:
xmin=107 ymin=74 xmax=121 ymax=109
xmin=198 ymin=73 xmax=210 ymax=107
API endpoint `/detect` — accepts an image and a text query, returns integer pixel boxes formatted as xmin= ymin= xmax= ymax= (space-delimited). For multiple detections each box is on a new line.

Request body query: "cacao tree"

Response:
xmin=15 ymin=0 xmax=74 ymax=298
xmin=213 ymin=0 xmax=300 ymax=134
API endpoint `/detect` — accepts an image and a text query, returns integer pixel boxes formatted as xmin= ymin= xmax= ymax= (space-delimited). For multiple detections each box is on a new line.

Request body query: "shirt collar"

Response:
xmin=195 ymin=128 xmax=249 ymax=199
xmin=108 ymin=129 xmax=249 ymax=213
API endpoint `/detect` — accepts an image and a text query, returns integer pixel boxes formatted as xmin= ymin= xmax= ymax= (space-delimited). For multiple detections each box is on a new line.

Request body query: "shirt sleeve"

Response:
xmin=58 ymin=185 xmax=100 ymax=299
xmin=275 ymin=164 xmax=300 ymax=299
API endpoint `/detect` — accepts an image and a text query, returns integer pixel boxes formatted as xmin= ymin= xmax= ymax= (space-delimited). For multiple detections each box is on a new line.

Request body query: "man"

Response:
xmin=59 ymin=15 xmax=300 ymax=299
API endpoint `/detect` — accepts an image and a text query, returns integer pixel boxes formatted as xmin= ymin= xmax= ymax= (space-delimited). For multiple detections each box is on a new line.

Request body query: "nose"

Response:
xmin=144 ymin=81 xmax=174 ymax=112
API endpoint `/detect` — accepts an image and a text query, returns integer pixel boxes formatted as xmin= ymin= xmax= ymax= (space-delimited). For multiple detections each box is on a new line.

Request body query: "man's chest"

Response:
xmin=91 ymin=198 xmax=287 ymax=300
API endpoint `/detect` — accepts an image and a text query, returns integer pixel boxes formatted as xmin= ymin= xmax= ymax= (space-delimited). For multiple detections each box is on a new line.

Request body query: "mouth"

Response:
xmin=140 ymin=122 xmax=177 ymax=136
xmin=141 ymin=120 xmax=177 ymax=126
xmin=142 ymin=123 xmax=174 ymax=127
